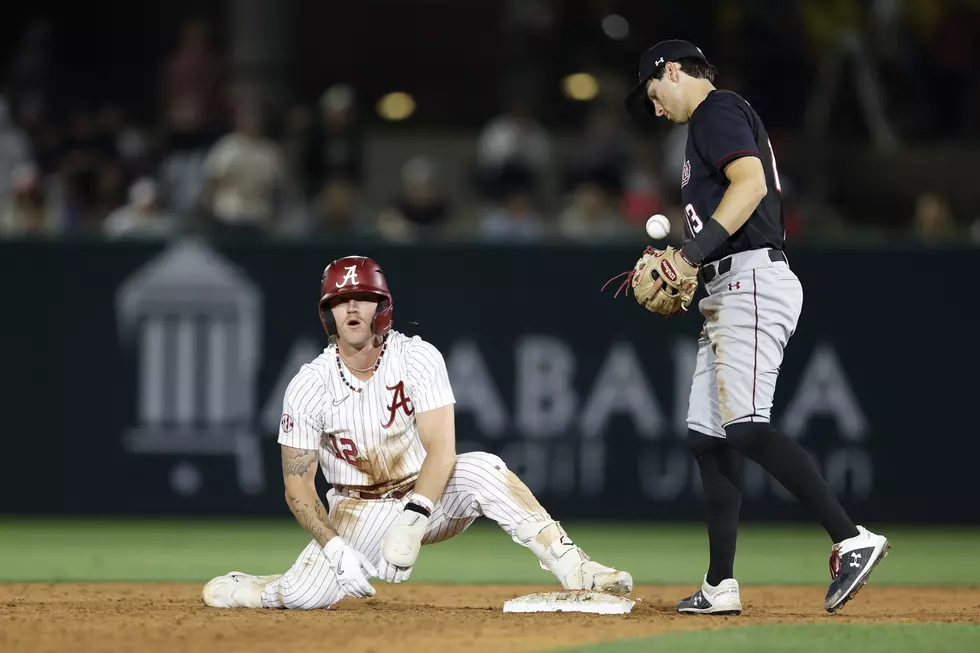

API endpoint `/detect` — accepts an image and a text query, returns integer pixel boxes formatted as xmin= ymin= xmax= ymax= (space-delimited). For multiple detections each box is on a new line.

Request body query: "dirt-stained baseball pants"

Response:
xmin=261 ymin=452 xmax=552 ymax=609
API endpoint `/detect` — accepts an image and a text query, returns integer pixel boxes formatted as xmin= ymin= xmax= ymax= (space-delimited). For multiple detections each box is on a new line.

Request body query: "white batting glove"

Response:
xmin=379 ymin=495 xmax=432 ymax=583
xmin=378 ymin=557 xmax=413 ymax=584
xmin=323 ymin=537 xmax=378 ymax=599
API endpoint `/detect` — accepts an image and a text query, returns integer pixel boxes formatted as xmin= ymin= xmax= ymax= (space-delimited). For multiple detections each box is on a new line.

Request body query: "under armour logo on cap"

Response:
xmin=641 ymin=56 xmax=667 ymax=80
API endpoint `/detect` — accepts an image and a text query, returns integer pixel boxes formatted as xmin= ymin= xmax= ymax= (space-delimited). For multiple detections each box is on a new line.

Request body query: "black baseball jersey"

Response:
xmin=681 ymin=90 xmax=785 ymax=263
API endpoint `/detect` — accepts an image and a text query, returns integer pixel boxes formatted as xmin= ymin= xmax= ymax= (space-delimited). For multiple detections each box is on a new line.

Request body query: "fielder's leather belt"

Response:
xmin=699 ymin=249 xmax=787 ymax=284
xmin=333 ymin=483 xmax=415 ymax=500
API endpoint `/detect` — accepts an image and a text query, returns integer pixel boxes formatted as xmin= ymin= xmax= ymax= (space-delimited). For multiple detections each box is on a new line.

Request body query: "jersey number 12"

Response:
xmin=328 ymin=434 xmax=359 ymax=465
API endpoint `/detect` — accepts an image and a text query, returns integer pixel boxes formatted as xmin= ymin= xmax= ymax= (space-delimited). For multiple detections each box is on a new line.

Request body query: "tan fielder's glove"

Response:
xmin=631 ymin=246 xmax=700 ymax=315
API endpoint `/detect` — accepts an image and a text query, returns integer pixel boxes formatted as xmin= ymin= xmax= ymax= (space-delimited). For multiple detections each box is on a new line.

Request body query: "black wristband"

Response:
xmin=680 ymin=219 xmax=731 ymax=266
xmin=405 ymin=502 xmax=431 ymax=518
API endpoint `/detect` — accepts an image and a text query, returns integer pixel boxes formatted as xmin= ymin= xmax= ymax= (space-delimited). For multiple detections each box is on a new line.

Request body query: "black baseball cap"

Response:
xmin=625 ymin=40 xmax=711 ymax=119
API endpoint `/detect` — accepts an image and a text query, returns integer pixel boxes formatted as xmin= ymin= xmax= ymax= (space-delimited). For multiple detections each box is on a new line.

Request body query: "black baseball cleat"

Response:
xmin=825 ymin=525 xmax=890 ymax=613
xmin=676 ymin=575 xmax=742 ymax=615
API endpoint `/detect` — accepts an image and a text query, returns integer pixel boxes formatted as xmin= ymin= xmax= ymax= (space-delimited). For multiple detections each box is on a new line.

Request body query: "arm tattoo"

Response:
xmin=281 ymin=445 xmax=318 ymax=477
xmin=281 ymin=445 xmax=335 ymax=546
xmin=286 ymin=492 xmax=334 ymax=547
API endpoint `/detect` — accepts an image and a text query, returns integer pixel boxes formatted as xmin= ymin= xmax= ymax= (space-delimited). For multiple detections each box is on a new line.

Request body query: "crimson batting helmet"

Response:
xmin=318 ymin=256 xmax=393 ymax=337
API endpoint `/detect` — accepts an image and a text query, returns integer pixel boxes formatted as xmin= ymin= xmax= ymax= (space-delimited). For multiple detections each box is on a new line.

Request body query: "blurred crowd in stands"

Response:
xmin=1 ymin=0 xmax=979 ymax=244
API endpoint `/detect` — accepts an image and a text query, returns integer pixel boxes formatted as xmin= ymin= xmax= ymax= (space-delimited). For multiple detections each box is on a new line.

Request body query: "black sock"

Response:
xmin=688 ymin=429 xmax=743 ymax=586
xmin=725 ymin=422 xmax=860 ymax=543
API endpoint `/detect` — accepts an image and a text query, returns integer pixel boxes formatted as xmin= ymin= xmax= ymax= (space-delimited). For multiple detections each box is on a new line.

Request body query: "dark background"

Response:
xmin=2 ymin=240 xmax=977 ymax=522
xmin=1 ymin=0 xmax=978 ymax=239
xmin=1 ymin=1 xmax=978 ymax=524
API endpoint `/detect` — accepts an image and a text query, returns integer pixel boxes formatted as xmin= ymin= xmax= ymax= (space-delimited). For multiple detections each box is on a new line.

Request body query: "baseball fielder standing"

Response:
xmin=616 ymin=40 xmax=889 ymax=614
xmin=203 ymin=256 xmax=632 ymax=609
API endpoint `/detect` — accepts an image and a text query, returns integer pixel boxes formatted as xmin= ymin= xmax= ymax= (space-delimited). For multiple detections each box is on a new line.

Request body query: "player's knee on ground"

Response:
xmin=263 ymin=554 xmax=345 ymax=611
xmin=273 ymin=577 xmax=344 ymax=611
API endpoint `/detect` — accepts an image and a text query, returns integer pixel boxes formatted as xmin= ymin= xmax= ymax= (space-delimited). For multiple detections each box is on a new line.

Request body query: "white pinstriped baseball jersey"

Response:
xmin=237 ymin=337 xmax=631 ymax=611
xmin=277 ymin=331 xmax=455 ymax=494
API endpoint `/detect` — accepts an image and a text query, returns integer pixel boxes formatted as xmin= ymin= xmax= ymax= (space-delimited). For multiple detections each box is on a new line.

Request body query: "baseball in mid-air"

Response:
xmin=645 ymin=214 xmax=671 ymax=240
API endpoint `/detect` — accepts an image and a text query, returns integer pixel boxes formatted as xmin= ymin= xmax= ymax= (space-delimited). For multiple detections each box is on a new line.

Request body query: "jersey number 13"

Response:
xmin=684 ymin=138 xmax=782 ymax=235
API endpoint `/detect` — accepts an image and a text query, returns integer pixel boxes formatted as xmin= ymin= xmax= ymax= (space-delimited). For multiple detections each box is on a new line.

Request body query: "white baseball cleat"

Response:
xmin=202 ymin=572 xmax=282 ymax=608
xmin=563 ymin=560 xmax=634 ymax=597
xmin=517 ymin=521 xmax=633 ymax=597
xmin=676 ymin=575 xmax=743 ymax=615
xmin=825 ymin=525 xmax=890 ymax=613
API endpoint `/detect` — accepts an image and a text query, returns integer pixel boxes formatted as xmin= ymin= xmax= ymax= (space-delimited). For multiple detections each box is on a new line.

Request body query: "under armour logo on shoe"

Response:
xmin=729 ymin=282 xmax=741 ymax=291
xmin=849 ymin=552 xmax=863 ymax=568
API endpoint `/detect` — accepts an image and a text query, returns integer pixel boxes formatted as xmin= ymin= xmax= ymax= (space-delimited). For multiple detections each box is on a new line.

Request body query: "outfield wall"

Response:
xmin=3 ymin=239 xmax=976 ymax=522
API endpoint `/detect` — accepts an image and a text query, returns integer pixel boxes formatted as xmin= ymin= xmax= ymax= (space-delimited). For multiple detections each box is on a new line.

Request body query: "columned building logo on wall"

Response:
xmin=115 ymin=239 xmax=265 ymax=496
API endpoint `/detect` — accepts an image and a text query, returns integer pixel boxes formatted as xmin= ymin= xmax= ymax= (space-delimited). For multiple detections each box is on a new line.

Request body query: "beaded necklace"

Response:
xmin=335 ymin=339 xmax=388 ymax=393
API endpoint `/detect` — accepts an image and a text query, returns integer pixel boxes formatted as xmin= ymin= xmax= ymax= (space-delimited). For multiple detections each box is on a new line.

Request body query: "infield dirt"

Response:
xmin=2 ymin=583 xmax=977 ymax=653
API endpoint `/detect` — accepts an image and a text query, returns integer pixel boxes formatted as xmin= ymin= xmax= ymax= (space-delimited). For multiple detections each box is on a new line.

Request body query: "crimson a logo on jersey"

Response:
xmin=681 ymin=160 xmax=691 ymax=188
xmin=381 ymin=381 xmax=415 ymax=428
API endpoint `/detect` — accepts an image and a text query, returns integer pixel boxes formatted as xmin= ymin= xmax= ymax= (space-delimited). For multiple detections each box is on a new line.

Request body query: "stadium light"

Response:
xmin=562 ymin=73 xmax=599 ymax=101
xmin=377 ymin=92 xmax=416 ymax=121
xmin=601 ymin=15 xmax=629 ymax=40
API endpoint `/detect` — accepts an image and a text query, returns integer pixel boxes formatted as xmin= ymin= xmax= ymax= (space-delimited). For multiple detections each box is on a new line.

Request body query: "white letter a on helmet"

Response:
xmin=336 ymin=265 xmax=360 ymax=288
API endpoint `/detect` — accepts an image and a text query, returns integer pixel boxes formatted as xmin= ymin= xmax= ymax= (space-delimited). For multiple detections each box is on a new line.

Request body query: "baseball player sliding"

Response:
xmin=613 ymin=40 xmax=890 ymax=615
xmin=203 ymin=256 xmax=632 ymax=609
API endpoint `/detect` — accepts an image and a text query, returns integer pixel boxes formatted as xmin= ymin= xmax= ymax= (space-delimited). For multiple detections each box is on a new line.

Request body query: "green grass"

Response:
xmin=1 ymin=518 xmax=978 ymax=585
xmin=550 ymin=624 xmax=980 ymax=653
